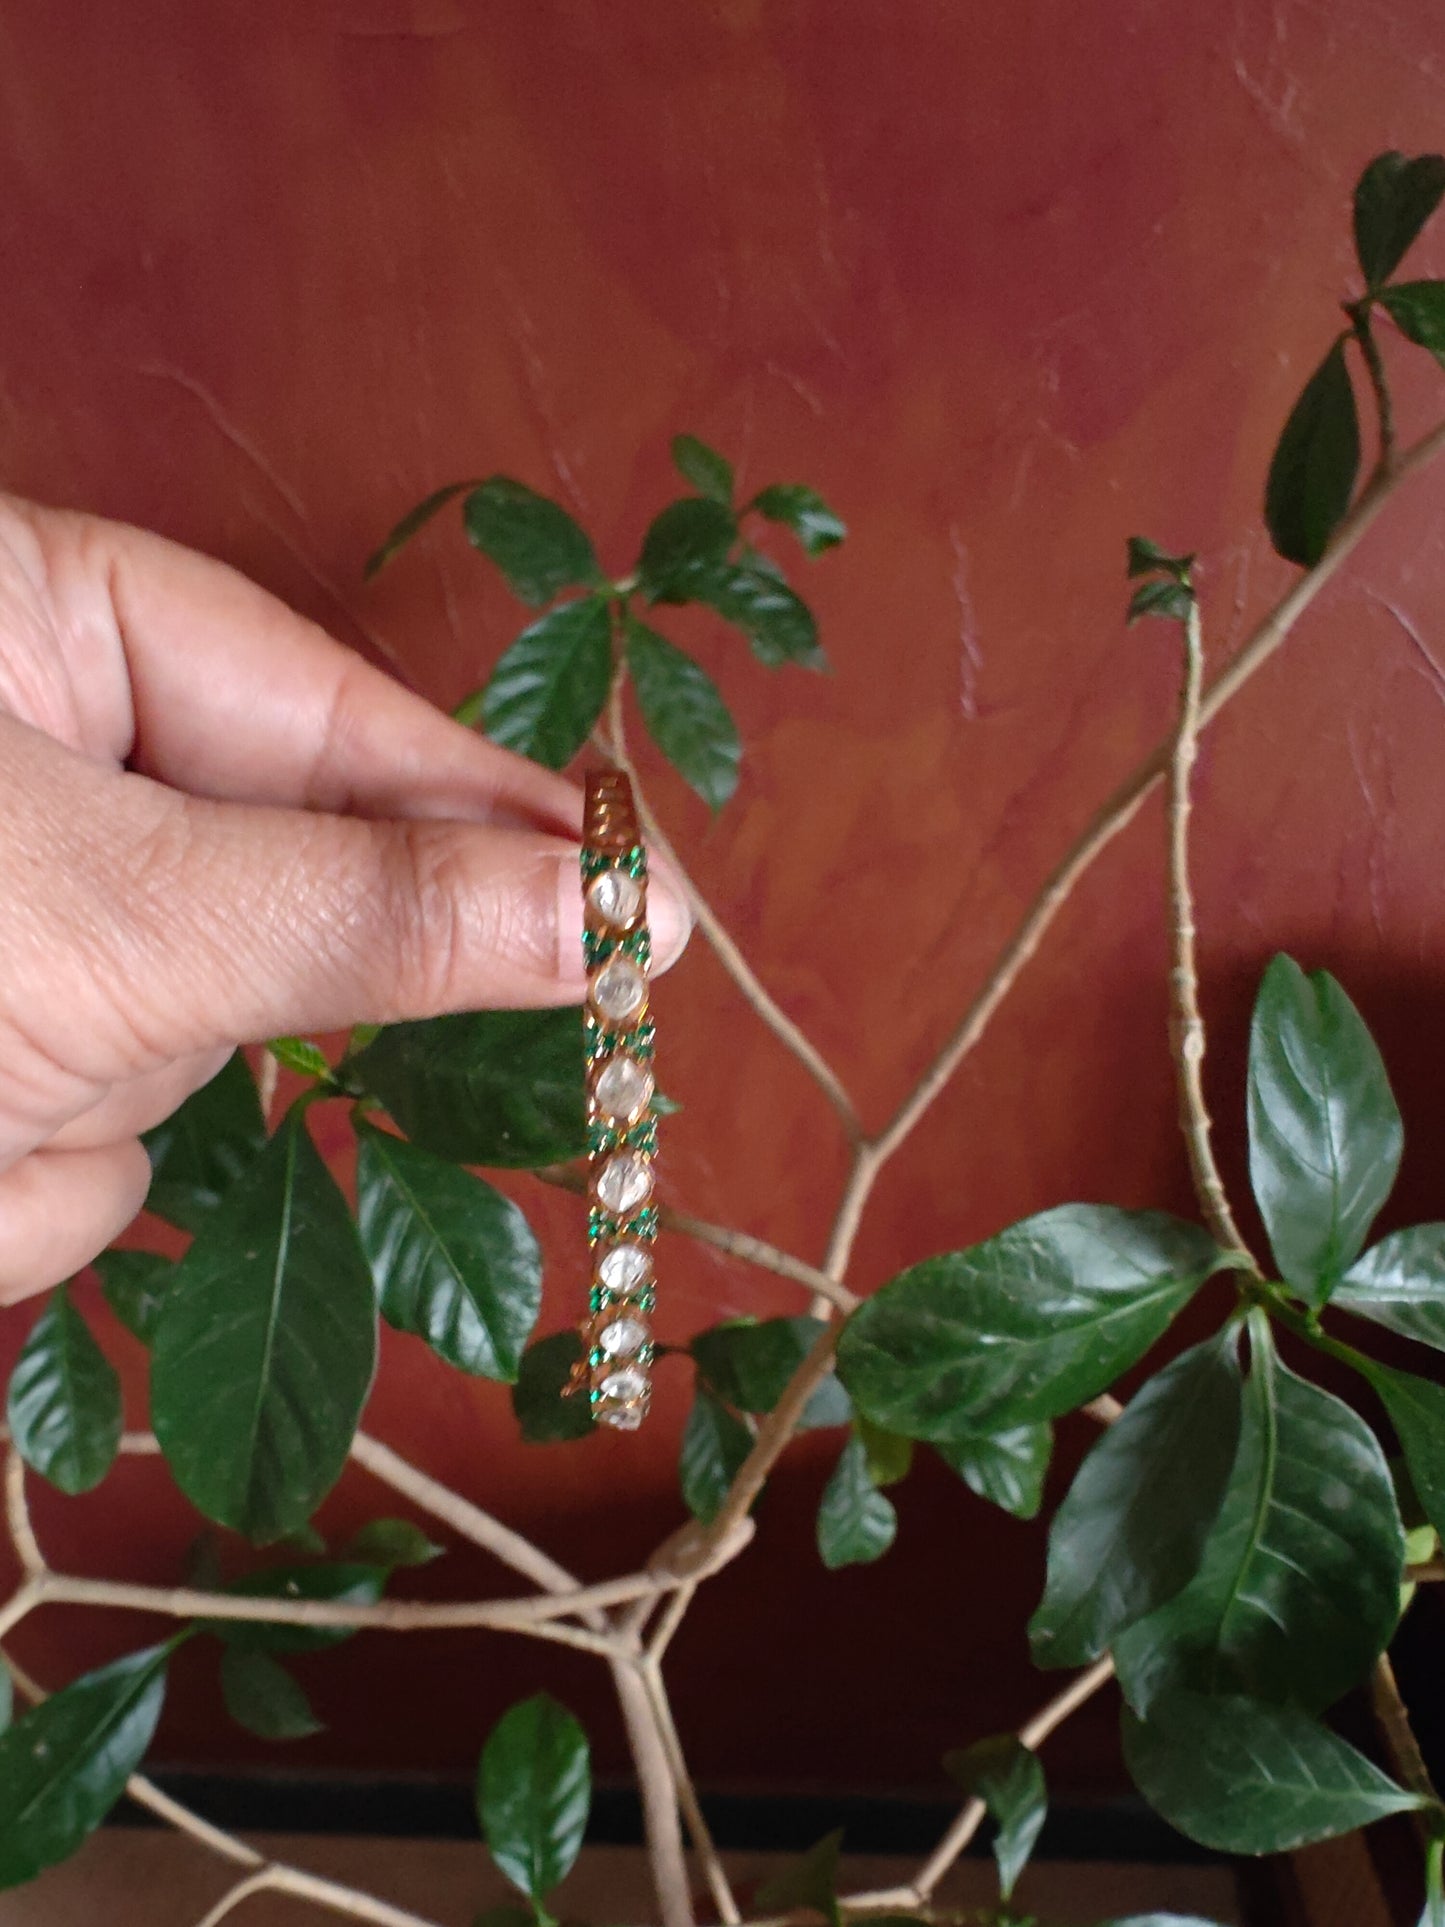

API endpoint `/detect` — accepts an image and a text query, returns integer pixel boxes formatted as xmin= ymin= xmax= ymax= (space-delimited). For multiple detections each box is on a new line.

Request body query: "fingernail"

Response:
xmin=646 ymin=862 xmax=693 ymax=971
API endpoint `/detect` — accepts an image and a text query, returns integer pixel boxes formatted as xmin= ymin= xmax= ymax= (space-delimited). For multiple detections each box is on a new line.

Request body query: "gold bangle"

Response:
xmin=578 ymin=770 xmax=656 ymax=1430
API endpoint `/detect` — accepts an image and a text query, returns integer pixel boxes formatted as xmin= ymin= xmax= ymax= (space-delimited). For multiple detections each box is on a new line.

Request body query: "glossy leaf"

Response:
xmin=1380 ymin=281 xmax=1445 ymax=370
xmin=943 ymin=1736 xmax=1046 ymax=1902
xmin=935 ymin=1422 xmax=1053 ymax=1520
xmin=755 ymin=1828 xmax=843 ymax=1927
xmin=205 ymin=1561 xmax=387 ymax=1654
xmin=7 ymin=1286 xmax=123 ymax=1496
xmin=1125 ymin=536 xmax=1193 ymax=579
xmin=356 ymin=1125 xmax=542 ymax=1381
xmin=93 ymin=1250 xmax=173 ymax=1346
xmin=671 ymin=434 xmax=734 ymax=503
xmin=142 ymin=1049 xmax=267 ymax=1233
xmin=267 ymin=1036 xmax=333 ymax=1081
xmin=1361 ymin=1360 xmax=1445 ymax=1545
xmin=699 ymin=563 xmax=826 ymax=669
xmin=1122 ymin=1690 xmax=1422 ymax=1853
xmin=0 ymin=1643 xmax=171 ymax=1888
xmin=817 ymin=1434 xmax=897 ymax=1570
xmin=513 ymin=1333 xmax=592 ymax=1444
xmin=1031 ymin=1331 xmax=1242 ymax=1670
xmin=690 ymin=1316 xmax=851 ymax=1430
xmin=348 ymin=1010 xmax=586 ymax=1170
xmin=1353 ymin=151 xmax=1445 ymax=287
xmin=751 ymin=483 xmax=846 ymax=555
xmin=1127 ymin=578 xmax=1194 ymax=626
xmin=679 ymin=1387 xmax=753 ymax=1525
xmin=151 ymin=1108 xmax=377 ymax=1543
xmin=220 ymin=1648 xmax=323 ymax=1741
xmin=1338 ymin=1225 xmax=1445 ymax=1350
xmin=1113 ymin=1329 xmax=1402 ymax=1717
xmin=480 ymin=597 xmax=613 ymax=770
xmin=855 ymin=1414 xmax=913 ymax=1488
xmin=637 ymin=497 xmax=737 ymax=602
xmin=1264 ymin=338 xmax=1360 ymax=566
xmin=346 ymin=1518 xmax=445 ymax=1569
xmin=1247 ymin=954 xmax=1401 ymax=1303
xmin=365 ymin=480 xmax=477 ymax=578
xmin=626 ymin=618 xmax=741 ymax=810
xmin=837 ymin=1207 xmax=1226 ymax=1441
xmin=463 ymin=479 xmax=600 ymax=606
xmin=476 ymin=1693 xmax=591 ymax=1904
xmin=0 ymin=1672 xmax=10 ymax=1734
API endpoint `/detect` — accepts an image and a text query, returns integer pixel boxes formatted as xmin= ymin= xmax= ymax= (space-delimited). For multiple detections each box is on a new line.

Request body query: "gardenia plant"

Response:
xmin=2 ymin=150 xmax=1445 ymax=1927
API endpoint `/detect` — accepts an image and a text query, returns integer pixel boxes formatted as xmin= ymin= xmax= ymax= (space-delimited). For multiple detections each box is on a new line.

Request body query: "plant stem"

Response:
xmin=1372 ymin=1651 xmax=1440 ymax=1809
xmin=1166 ymin=595 xmax=1257 ymax=1263
xmin=1350 ymin=304 xmax=1397 ymax=479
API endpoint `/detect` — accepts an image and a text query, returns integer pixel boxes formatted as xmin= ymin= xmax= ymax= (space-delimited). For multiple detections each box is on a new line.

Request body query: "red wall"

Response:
xmin=2 ymin=0 xmax=1445 ymax=1800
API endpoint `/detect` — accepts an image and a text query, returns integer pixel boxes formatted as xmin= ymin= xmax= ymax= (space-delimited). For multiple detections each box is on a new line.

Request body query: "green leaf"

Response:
xmin=855 ymin=1413 xmax=913 ymax=1488
xmin=817 ymin=1433 xmax=897 ymax=1570
xmin=1121 ymin=1690 xmax=1422 ymax=1853
xmin=0 ymin=1672 xmax=10 ymax=1735
xmin=1359 ymin=1360 xmax=1445 ymax=1546
xmin=1247 ymin=954 xmax=1401 ymax=1304
xmin=7 ymin=1285 xmax=122 ymax=1495
xmin=356 ymin=1125 xmax=542 ymax=1382
xmin=637 ymin=497 xmax=737 ymax=603
xmin=1380 ymin=281 xmax=1445 ymax=370
xmin=150 ymin=1107 xmax=377 ymax=1543
xmin=463 ymin=479 xmax=600 ymax=607
xmin=625 ymin=618 xmax=741 ymax=810
xmin=480 ymin=598 xmax=613 ymax=770
xmin=365 ymin=481 xmax=478 ymax=579
xmin=943 ymin=1736 xmax=1046 ymax=1902
xmin=142 ymin=1050 xmax=267 ymax=1233
xmin=699 ymin=563 xmax=826 ymax=669
xmin=671 ymin=434 xmax=734 ymax=503
xmin=690 ymin=1316 xmax=851 ymax=1430
xmin=220 ymin=1648 xmax=323 ymax=1741
xmin=1113 ymin=1326 xmax=1403 ymax=1717
xmin=347 ymin=1010 xmax=586 ymax=1170
xmin=837 ymin=1207 xmax=1226 ymax=1441
xmin=346 ymin=1518 xmax=445 ymax=1569
xmin=750 ymin=483 xmax=846 ymax=555
xmin=267 ymin=1036 xmax=333 ymax=1081
xmin=1336 ymin=1225 xmax=1445 ymax=1350
xmin=1127 ymin=578 xmax=1194 ymax=626
xmin=1425 ymin=1838 xmax=1445 ymax=1927
xmin=1264 ymin=338 xmax=1360 ymax=567
xmin=512 ymin=1333 xmax=592 ymax=1444
xmin=754 ymin=1828 xmax=843 ymax=1927
xmin=476 ymin=1693 xmax=591 ymax=1905
xmin=94 ymin=1249 xmax=174 ymax=1344
xmin=1125 ymin=536 xmax=1193 ymax=579
xmin=1354 ymin=152 xmax=1445 ymax=288
xmin=0 ymin=1643 xmax=171 ymax=1888
xmin=204 ymin=1561 xmax=386 ymax=1654
xmin=679 ymin=1387 xmax=753 ymax=1525
xmin=1030 ymin=1330 xmax=1243 ymax=1670
xmin=935 ymin=1421 xmax=1053 ymax=1520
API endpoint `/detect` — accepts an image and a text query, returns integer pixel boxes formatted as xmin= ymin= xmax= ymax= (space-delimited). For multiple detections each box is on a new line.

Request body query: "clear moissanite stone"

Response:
xmin=599 ymin=1399 xmax=646 ymax=1431
xmin=599 ymin=1243 xmax=653 ymax=1295
xmin=599 ymin=1315 xmax=648 ymax=1358
xmin=587 ymin=868 xmax=643 ymax=926
xmin=594 ymin=1053 xmax=653 ymax=1122
xmin=600 ymin=1365 xmax=649 ymax=1404
xmin=596 ymin=1151 xmax=653 ymax=1215
xmin=590 ymin=955 xmax=646 ymax=1024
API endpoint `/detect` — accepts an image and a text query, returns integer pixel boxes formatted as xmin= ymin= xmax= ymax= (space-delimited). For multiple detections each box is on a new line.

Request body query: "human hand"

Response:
xmin=0 ymin=496 xmax=691 ymax=1299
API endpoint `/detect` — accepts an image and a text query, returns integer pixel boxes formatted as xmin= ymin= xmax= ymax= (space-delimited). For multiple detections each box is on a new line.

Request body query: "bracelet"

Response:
xmin=578 ymin=770 xmax=657 ymax=1430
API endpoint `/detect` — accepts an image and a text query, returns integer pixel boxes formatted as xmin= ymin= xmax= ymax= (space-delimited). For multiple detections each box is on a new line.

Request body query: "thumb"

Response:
xmin=8 ymin=726 xmax=691 ymax=1077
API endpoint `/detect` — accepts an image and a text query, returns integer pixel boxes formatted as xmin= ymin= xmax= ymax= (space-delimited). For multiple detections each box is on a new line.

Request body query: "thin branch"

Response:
xmin=1351 ymin=308 xmax=1397 ymax=480
xmin=866 ymin=416 xmax=1445 ymax=1175
xmin=1166 ymin=596 xmax=1257 ymax=1262
xmin=24 ymin=1571 xmax=622 ymax=1656
xmin=1372 ymin=1651 xmax=1439 ymax=1809
xmin=6 ymin=1448 xmax=43 ymax=1575
xmin=531 ymin=1166 xmax=858 ymax=1313
xmin=601 ymin=676 xmax=861 ymax=1140
xmin=613 ymin=1660 xmax=696 ymax=1927
xmin=638 ymin=1656 xmax=742 ymax=1925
